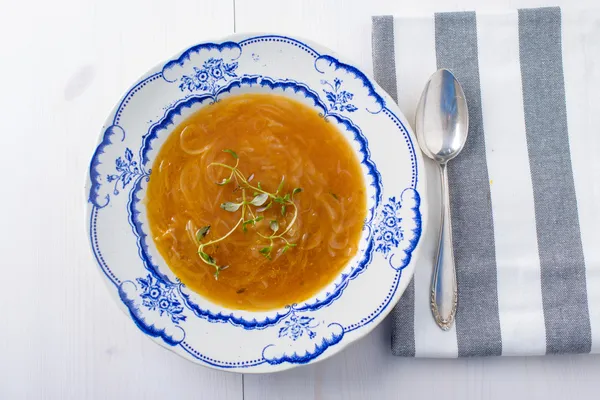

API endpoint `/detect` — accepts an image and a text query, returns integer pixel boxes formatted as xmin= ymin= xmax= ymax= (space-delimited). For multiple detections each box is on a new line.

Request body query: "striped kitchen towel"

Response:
xmin=372 ymin=7 xmax=600 ymax=357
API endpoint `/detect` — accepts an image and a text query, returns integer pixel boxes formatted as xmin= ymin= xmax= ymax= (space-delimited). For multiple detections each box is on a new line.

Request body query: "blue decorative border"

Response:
xmin=89 ymin=203 xmax=410 ymax=368
xmin=262 ymin=323 xmax=345 ymax=365
xmin=115 ymin=74 xmax=162 ymax=126
xmin=128 ymin=75 xmax=383 ymax=328
xmin=239 ymin=35 xmax=320 ymax=58
xmin=88 ymin=125 xmax=125 ymax=208
xmin=161 ymin=41 xmax=242 ymax=83
xmin=87 ymin=34 xmax=422 ymax=370
xmin=315 ymin=55 xmax=385 ymax=114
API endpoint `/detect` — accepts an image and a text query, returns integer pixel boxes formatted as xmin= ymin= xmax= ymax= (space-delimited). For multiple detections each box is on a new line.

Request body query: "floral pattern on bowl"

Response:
xmin=85 ymin=34 xmax=426 ymax=373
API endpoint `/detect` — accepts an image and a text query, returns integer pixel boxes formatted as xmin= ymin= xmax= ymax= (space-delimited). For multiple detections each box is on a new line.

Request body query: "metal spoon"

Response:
xmin=415 ymin=69 xmax=469 ymax=331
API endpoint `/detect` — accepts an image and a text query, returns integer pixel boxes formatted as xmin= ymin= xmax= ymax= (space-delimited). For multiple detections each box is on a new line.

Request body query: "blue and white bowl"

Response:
xmin=85 ymin=33 xmax=426 ymax=373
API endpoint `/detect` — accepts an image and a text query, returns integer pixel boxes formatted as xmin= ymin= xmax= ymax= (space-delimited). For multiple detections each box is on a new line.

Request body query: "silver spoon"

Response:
xmin=415 ymin=69 xmax=469 ymax=331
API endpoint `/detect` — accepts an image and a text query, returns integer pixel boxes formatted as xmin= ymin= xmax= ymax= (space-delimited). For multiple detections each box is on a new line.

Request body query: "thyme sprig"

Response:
xmin=196 ymin=149 xmax=302 ymax=279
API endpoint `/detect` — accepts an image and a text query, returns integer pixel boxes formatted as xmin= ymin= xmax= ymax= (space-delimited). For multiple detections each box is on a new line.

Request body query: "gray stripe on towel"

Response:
xmin=372 ymin=16 xmax=399 ymax=103
xmin=434 ymin=11 xmax=503 ymax=357
xmin=372 ymin=15 xmax=416 ymax=357
xmin=518 ymin=6 xmax=592 ymax=354
xmin=391 ymin=280 xmax=416 ymax=356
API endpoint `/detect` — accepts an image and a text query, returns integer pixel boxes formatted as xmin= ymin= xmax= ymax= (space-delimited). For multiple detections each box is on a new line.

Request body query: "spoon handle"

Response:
xmin=431 ymin=163 xmax=458 ymax=330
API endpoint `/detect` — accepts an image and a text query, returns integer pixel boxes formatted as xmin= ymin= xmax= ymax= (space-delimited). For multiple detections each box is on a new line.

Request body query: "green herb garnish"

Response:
xmin=222 ymin=149 xmax=238 ymax=159
xmin=196 ymin=150 xmax=302 ymax=278
xmin=196 ymin=225 xmax=211 ymax=241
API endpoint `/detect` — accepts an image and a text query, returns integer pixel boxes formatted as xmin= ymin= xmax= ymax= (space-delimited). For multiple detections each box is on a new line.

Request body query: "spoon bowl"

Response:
xmin=416 ymin=69 xmax=469 ymax=164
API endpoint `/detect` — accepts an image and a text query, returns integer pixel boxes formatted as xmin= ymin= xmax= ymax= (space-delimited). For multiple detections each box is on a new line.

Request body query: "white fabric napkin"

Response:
xmin=372 ymin=7 xmax=600 ymax=357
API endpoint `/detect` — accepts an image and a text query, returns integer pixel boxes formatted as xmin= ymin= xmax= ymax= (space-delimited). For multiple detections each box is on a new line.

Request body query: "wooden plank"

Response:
xmin=0 ymin=1 xmax=242 ymax=398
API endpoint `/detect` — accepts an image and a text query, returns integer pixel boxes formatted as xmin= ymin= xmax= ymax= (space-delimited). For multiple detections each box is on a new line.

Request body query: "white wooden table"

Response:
xmin=1 ymin=0 xmax=599 ymax=398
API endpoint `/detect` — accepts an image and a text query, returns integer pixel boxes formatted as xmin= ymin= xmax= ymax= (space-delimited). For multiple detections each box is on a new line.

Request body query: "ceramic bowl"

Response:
xmin=85 ymin=33 xmax=426 ymax=373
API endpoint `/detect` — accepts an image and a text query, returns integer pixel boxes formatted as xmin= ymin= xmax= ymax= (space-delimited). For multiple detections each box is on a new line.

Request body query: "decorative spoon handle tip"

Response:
xmin=431 ymin=287 xmax=458 ymax=331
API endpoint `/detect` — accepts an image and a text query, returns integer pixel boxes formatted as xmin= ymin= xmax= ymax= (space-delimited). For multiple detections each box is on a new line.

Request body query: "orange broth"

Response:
xmin=146 ymin=93 xmax=366 ymax=311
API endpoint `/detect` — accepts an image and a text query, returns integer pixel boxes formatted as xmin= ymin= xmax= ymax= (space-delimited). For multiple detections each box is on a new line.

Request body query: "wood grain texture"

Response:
xmin=235 ymin=1 xmax=600 ymax=399
xmin=2 ymin=0 xmax=600 ymax=399
xmin=0 ymin=1 xmax=241 ymax=399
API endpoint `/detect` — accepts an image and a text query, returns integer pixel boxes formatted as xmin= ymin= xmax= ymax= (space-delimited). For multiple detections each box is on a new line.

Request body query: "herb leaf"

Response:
xmin=292 ymin=188 xmax=303 ymax=196
xmin=222 ymin=149 xmax=238 ymax=159
xmin=243 ymin=215 xmax=264 ymax=231
xmin=217 ymin=177 xmax=231 ymax=186
xmin=200 ymin=251 xmax=215 ymax=265
xmin=256 ymin=202 xmax=272 ymax=212
xmin=250 ymin=193 xmax=269 ymax=206
xmin=281 ymin=243 xmax=296 ymax=255
xmin=277 ymin=176 xmax=285 ymax=194
xmin=221 ymin=202 xmax=241 ymax=212
xmin=270 ymin=220 xmax=279 ymax=232
xmin=196 ymin=226 xmax=211 ymax=241
xmin=281 ymin=205 xmax=286 ymax=216
xmin=259 ymin=246 xmax=272 ymax=260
